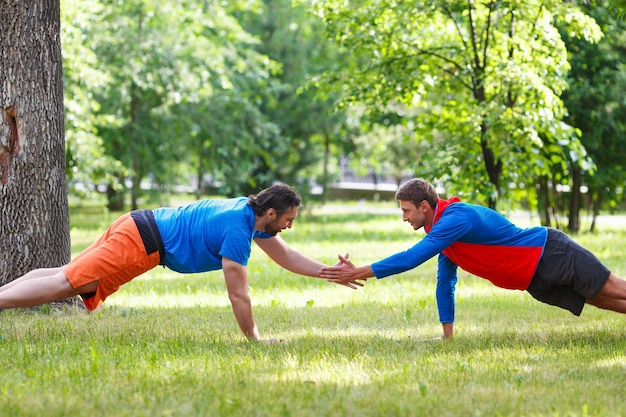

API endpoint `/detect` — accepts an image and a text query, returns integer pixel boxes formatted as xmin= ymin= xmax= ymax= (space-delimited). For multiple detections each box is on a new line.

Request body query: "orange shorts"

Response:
xmin=64 ymin=213 xmax=161 ymax=311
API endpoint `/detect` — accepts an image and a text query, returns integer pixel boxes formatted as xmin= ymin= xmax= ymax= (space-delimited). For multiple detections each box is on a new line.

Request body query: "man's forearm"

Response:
xmin=282 ymin=251 xmax=327 ymax=277
xmin=255 ymin=237 xmax=328 ymax=278
xmin=229 ymin=296 xmax=260 ymax=340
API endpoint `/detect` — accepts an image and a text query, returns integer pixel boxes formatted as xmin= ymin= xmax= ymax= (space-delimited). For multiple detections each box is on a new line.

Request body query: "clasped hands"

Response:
xmin=320 ymin=253 xmax=368 ymax=289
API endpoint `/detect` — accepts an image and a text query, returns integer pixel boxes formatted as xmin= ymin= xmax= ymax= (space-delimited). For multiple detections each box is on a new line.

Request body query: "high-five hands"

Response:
xmin=321 ymin=253 xmax=369 ymax=289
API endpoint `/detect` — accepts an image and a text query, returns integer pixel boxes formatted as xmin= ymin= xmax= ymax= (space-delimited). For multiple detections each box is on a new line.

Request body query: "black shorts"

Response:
xmin=526 ymin=228 xmax=610 ymax=316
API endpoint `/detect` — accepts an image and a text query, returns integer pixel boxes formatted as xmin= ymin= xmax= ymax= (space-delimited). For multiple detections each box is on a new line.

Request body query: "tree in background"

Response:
xmin=605 ymin=0 xmax=626 ymax=18
xmin=93 ymin=0 xmax=261 ymax=209
xmin=61 ymin=0 xmax=274 ymax=208
xmin=62 ymin=0 xmax=125 ymax=199
xmin=62 ymin=0 xmax=348 ymax=203
xmin=0 ymin=0 xmax=70 ymax=284
xmin=560 ymin=2 xmax=626 ymax=232
xmin=309 ymin=0 xmax=601 ymax=210
xmin=151 ymin=1 xmax=283 ymax=199
xmin=341 ymin=103 xmax=430 ymax=188
xmin=231 ymin=0 xmax=352 ymax=198
xmin=59 ymin=0 xmax=626 ymax=211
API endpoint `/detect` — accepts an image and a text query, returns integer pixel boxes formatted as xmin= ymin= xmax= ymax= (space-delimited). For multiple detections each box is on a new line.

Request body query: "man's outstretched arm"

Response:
xmin=255 ymin=236 xmax=364 ymax=289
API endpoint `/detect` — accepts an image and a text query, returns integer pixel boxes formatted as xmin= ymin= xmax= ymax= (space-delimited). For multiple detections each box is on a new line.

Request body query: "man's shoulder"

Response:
xmin=444 ymin=201 xmax=500 ymax=217
xmin=437 ymin=202 xmax=501 ymax=232
xmin=441 ymin=201 xmax=478 ymax=216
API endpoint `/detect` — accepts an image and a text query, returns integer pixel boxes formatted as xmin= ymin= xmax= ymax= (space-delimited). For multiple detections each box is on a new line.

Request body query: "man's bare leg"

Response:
xmin=0 ymin=267 xmax=65 ymax=294
xmin=587 ymin=273 xmax=626 ymax=313
xmin=0 ymin=269 xmax=98 ymax=310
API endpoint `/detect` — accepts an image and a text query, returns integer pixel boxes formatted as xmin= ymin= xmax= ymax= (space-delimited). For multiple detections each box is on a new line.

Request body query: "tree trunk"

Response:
xmin=0 ymin=0 xmax=70 ymax=284
xmin=106 ymin=182 xmax=125 ymax=211
xmin=131 ymin=150 xmax=140 ymax=211
xmin=567 ymin=166 xmax=581 ymax=232
xmin=321 ymin=132 xmax=331 ymax=204
xmin=535 ymin=177 xmax=552 ymax=228
xmin=589 ymin=191 xmax=602 ymax=233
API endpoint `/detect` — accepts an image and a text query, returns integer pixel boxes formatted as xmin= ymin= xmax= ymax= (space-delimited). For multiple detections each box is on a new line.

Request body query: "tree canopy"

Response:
xmin=309 ymin=0 xmax=605 ymax=210
xmin=58 ymin=0 xmax=626 ymax=223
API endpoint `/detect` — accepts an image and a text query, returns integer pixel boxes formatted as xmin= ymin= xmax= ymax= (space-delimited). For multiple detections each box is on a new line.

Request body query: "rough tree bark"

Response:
xmin=0 ymin=0 xmax=70 ymax=285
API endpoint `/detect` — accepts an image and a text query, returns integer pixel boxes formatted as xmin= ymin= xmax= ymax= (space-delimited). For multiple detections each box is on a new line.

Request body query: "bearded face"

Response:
xmin=264 ymin=218 xmax=283 ymax=236
xmin=263 ymin=206 xmax=299 ymax=236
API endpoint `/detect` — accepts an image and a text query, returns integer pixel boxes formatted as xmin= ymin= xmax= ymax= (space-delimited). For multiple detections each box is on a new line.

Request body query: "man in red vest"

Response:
xmin=321 ymin=178 xmax=626 ymax=338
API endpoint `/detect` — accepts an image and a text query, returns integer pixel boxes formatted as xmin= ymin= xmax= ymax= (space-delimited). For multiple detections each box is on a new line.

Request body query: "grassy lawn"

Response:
xmin=1 ymin=201 xmax=625 ymax=416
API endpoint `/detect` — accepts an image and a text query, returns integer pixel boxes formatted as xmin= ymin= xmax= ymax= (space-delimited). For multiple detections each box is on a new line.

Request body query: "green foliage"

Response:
xmin=309 ymin=0 xmax=603 ymax=209
xmin=61 ymin=0 xmax=350 ymax=204
xmin=561 ymin=1 xmax=626 ymax=216
xmin=605 ymin=0 xmax=626 ymax=19
xmin=62 ymin=1 xmax=125 ymax=196
xmin=60 ymin=0 xmax=626 ymax=215
xmin=220 ymin=0 xmax=351 ymax=197
xmin=90 ymin=0 xmax=276 ymax=205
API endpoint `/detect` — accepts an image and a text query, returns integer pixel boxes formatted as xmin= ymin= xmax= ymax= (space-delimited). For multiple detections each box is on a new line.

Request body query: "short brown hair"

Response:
xmin=395 ymin=178 xmax=439 ymax=208
xmin=248 ymin=183 xmax=302 ymax=216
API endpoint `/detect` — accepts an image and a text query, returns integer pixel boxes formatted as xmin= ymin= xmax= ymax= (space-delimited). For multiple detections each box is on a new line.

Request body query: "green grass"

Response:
xmin=1 ymin=202 xmax=626 ymax=416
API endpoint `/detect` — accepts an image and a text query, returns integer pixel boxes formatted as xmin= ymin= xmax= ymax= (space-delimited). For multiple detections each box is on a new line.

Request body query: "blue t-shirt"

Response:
xmin=152 ymin=197 xmax=271 ymax=273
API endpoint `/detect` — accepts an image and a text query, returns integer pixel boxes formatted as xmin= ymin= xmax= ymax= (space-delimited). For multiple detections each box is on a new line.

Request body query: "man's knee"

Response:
xmin=597 ymin=273 xmax=626 ymax=297
xmin=49 ymin=270 xmax=78 ymax=297
xmin=66 ymin=275 xmax=99 ymax=297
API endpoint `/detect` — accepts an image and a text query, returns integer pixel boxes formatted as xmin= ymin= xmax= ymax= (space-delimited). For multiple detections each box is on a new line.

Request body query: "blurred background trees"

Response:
xmin=60 ymin=0 xmax=626 ymax=230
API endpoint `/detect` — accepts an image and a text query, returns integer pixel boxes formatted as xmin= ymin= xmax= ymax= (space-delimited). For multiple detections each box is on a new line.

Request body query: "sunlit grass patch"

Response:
xmin=3 ymin=202 xmax=626 ymax=416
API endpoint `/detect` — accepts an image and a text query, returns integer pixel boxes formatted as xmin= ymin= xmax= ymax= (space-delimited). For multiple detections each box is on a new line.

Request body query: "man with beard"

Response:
xmin=0 ymin=184 xmax=355 ymax=341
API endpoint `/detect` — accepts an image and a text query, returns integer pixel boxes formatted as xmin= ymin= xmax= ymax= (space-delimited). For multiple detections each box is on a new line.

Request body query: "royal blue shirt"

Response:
xmin=152 ymin=197 xmax=271 ymax=273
